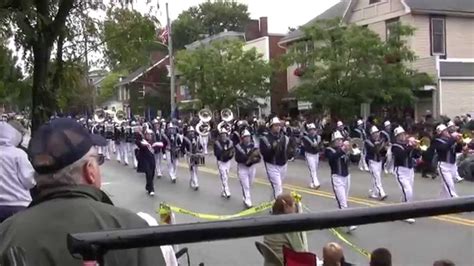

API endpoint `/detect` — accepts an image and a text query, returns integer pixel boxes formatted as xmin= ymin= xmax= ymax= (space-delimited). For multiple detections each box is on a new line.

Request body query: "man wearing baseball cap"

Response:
xmin=0 ymin=118 xmax=165 ymax=265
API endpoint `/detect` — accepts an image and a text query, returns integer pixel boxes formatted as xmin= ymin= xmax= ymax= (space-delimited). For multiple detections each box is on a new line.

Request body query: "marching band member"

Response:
xmin=136 ymin=129 xmax=156 ymax=196
xmin=164 ymin=122 xmax=181 ymax=183
xmin=116 ymin=122 xmax=129 ymax=166
xmin=198 ymin=122 xmax=210 ymax=155
xmin=432 ymin=124 xmax=462 ymax=198
xmin=182 ymin=126 xmax=203 ymax=191
xmin=447 ymin=121 xmax=464 ymax=183
xmin=392 ymin=126 xmax=420 ymax=224
xmin=235 ymin=129 xmax=261 ymax=208
xmin=153 ymin=119 xmax=165 ymax=178
xmin=260 ymin=117 xmax=289 ymax=199
xmin=104 ymin=119 xmax=114 ymax=160
xmin=335 ymin=121 xmax=350 ymax=140
xmin=214 ymin=127 xmax=235 ymax=198
xmin=91 ymin=122 xmax=105 ymax=156
xmin=325 ymin=131 xmax=357 ymax=232
xmin=302 ymin=123 xmax=322 ymax=189
xmin=353 ymin=119 xmax=369 ymax=171
xmin=381 ymin=120 xmax=394 ymax=174
xmin=130 ymin=121 xmax=141 ymax=168
xmin=365 ymin=126 xmax=388 ymax=200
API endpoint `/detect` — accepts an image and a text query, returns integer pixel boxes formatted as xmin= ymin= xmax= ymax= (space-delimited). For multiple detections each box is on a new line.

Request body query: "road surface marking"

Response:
xmin=176 ymin=163 xmax=473 ymax=227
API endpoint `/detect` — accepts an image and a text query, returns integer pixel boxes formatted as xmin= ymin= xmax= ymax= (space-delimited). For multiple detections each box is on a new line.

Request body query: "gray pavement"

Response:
xmin=101 ymin=153 xmax=474 ymax=266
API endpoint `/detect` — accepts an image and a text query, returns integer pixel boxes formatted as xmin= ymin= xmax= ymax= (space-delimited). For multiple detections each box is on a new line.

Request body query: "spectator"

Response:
xmin=370 ymin=248 xmax=392 ymax=266
xmin=0 ymin=118 xmax=166 ymax=265
xmin=433 ymin=259 xmax=455 ymax=266
xmin=0 ymin=121 xmax=35 ymax=222
xmin=322 ymin=242 xmax=343 ymax=266
xmin=263 ymin=194 xmax=308 ymax=262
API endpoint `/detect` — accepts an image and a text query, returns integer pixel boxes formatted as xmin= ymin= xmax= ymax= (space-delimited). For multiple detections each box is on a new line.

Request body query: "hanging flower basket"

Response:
xmin=294 ymin=67 xmax=306 ymax=77
xmin=384 ymin=52 xmax=401 ymax=64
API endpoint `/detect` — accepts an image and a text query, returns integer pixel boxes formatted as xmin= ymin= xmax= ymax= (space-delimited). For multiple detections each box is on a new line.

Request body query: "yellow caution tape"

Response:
xmin=159 ymin=201 xmax=274 ymax=221
xmin=157 ymin=192 xmax=370 ymax=259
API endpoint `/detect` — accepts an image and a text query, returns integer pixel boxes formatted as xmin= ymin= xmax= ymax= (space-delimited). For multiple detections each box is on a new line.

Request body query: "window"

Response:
xmin=385 ymin=18 xmax=399 ymax=41
xmin=430 ymin=17 xmax=446 ymax=55
xmin=369 ymin=0 xmax=381 ymax=4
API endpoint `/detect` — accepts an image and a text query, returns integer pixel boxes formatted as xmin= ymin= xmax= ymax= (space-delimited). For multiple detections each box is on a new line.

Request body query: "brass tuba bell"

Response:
xmin=94 ymin=108 xmax=105 ymax=124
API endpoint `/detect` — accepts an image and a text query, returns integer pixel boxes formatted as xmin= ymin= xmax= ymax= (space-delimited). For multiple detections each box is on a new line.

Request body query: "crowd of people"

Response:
xmin=0 ymin=109 xmax=471 ymax=265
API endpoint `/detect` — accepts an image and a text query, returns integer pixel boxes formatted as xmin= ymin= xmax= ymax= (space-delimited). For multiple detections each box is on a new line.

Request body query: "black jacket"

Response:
xmin=0 ymin=185 xmax=165 ymax=266
xmin=325 ymin=146 xmax=349 ymax=176
xmin=302 ymin=134 xmax=321 ymax=154
xmin=431 ymin=137 xmax=460 ymax=164
xmin=365 ymin=139 xmax=385 ymax=162
xmin=259 ymin=132 xmax=289 ymax=166
xmin=214 ymin=139 xmax=234 ymax=162
xmin=235 ymin=142 xmax=261 ymax=166
xmin=136 ymin=139 xmax=156 ymax=175
xmin=392 ymin=142 xmax=420 ymax=169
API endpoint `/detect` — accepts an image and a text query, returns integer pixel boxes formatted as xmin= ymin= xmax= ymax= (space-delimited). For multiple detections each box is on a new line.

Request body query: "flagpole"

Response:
xmin=166 ymin=2 xmax=176 ymax=119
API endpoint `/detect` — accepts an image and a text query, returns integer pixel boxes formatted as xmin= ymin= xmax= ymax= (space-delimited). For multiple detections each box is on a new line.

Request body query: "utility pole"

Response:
xmin=166 ymin=3 xmax=176 ymax=118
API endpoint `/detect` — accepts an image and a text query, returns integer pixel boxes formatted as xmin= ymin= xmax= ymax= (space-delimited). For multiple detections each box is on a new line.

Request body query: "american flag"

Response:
xmin=158 ymin=25 xmax=169 ymax=44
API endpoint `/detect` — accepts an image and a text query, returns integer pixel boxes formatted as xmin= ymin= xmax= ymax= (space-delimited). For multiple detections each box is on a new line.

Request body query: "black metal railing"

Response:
xmin=68 ymin=196 xmax=474 ymax=263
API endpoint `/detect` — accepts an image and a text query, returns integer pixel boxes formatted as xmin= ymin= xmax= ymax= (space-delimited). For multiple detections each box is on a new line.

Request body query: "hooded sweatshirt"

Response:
xmin=0 ymin=122 xmax=36 ymax=207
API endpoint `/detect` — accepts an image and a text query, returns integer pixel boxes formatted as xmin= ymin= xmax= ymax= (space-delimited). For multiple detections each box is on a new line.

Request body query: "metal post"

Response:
xmin=166 ymin=3 xmax=176 ymax=118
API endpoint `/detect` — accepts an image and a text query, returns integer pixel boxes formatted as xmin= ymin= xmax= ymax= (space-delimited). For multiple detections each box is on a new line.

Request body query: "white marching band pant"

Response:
xmin=394 ymin=166 xmax=414 ymax=203
xmin=358 ymin=148 xmax=369 ymax=171
xmin=187 ymin=156 xmax=199 ymax=189
xmin=166 ymin=150 xmax=178 ymax=181
xmin=331 ymin=174 xmax=351 ymax=209
xmin=437 ymin=161 xmax=459 ymax=198
xmin=199 ymin=135 xmax=209 ymax=154
xmin=304 ymin=152 xmax=320 ymax=187
xmin=217 ymin=160 xmax=231 ymax=195
xmin=116 ymin=141 xmax=129 ymax=165
xmin=128 ymin=142 xmax=138 ymax=168
xmin=237 ymin=163 xmax=256 ymax=206
xmin=368 ymin=160 xmax=386 ymax=198
xmin=154 ymin=152 xmax=164 ymax=177
xmin=264 ymin=163 xmax=287 ymax=199
xmin=384 ymin=146 xmax=394 ymax=174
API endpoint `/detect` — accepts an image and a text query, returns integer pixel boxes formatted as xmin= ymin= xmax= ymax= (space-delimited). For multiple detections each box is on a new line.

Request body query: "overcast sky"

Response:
xmin=147 ymin=0 xmax=340 ymax=34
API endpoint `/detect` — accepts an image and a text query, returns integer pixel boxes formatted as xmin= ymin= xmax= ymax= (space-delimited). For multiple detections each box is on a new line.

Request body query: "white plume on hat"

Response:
xmin=384 ymin=120 xmax=391 ymax=127
xmin=307 ymin=123 xmax=316 ymax=130
xmin=219 ymin=127 xmax=229 ymax=134
xmin=336 ymin=121 xmax=343 ymax=127
xmin=241 ymin=129 xmax=251 ymax=137
xmin=332 ymin=131 xmax=343 ymax=141
xmin=447 ymin=121 xmax=455 ymax=127
xmin=436 ymin=124 xmax=447 ymax=134
xmin=188 ymin=126 xmax=195 ymax=132
xmin=270 ymin=117 xmax=281 ymax=126
xmin=357 ymin=119 xmax=363 ymax=126
xmin=394 ymin=126 xmax=405 ymax=136
xmin=370 ymin=126 xmax=379 ymax=134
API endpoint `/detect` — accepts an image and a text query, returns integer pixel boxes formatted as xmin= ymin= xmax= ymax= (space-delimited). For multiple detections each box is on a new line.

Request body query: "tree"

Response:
xmin=97 ymin=71 xmax=124 ymax=104
xmin=284 ymin=19 xmax=433 ymax=119
xmin=176 ymin=40 xmax=271 ymax=111
xmin=0 ymin=0 xmax=160 ymax=131
xmin=0 ymin=42 xmax=30 ymax=111
xmin=102 ymin=8 xmax=160 ymax=72
xmin=172 ymin=0 xmax=250 ymax=50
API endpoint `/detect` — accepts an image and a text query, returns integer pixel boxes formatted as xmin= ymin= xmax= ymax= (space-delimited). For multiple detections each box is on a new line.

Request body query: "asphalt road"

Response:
xmin=101 ymin=153 xmax=474 ymax=266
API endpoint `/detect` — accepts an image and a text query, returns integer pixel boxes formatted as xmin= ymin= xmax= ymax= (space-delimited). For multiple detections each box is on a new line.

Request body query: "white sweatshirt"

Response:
xmin=0 ymin=122 xmax=36 ymax=207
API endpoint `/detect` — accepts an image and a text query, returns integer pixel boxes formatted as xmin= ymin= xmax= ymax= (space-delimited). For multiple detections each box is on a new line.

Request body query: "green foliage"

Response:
xmin=97 ymin=71 xmax=124 ymax=104
xmin=103 ymin=8 xmax=159 ymax=72
xmin=172 ymin=0 xmax=250 ymax=50
xmin=284 ymin=19 xmax=433 ymax=119
xmin=176 ymin=40 xmax=271 ymax=111
xmin=0 ymin=43 xmax=30 ymax=110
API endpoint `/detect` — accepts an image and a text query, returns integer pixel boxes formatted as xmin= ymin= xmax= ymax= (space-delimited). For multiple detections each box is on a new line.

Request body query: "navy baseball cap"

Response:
xmin=28 ymin=118 xmax=107 ymax=174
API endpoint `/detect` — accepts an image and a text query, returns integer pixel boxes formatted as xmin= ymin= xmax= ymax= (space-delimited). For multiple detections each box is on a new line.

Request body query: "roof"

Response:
xmin=116 ymin=55 xmax=169 ymax=87
xmin=405 ymin=0 xmax=474 ymax=14
xmin=185 ymin=31 xmax=246 ymax=50
xmin=279 ymin=0 xmax=351 ymax=44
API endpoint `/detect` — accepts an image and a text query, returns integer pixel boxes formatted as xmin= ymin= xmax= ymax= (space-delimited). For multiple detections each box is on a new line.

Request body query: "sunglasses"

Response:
xmin=91 ymin=154 xmax=105 ymax=166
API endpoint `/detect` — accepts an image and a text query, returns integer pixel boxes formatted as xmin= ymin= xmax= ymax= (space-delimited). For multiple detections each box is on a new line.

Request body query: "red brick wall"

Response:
xmin=269 ymin=35 xmax=288 ymax=116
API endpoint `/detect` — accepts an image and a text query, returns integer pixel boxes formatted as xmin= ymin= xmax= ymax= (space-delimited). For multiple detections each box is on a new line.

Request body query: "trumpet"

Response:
xmin=348 ymin=138 xmax=364 ymax=156
xmin=408 ymin=136 xmax=431 ymax=151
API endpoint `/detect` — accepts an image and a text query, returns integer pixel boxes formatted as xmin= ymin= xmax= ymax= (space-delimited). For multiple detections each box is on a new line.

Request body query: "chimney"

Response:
xmin=259 ymin=17 xmax=268 ymax=37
